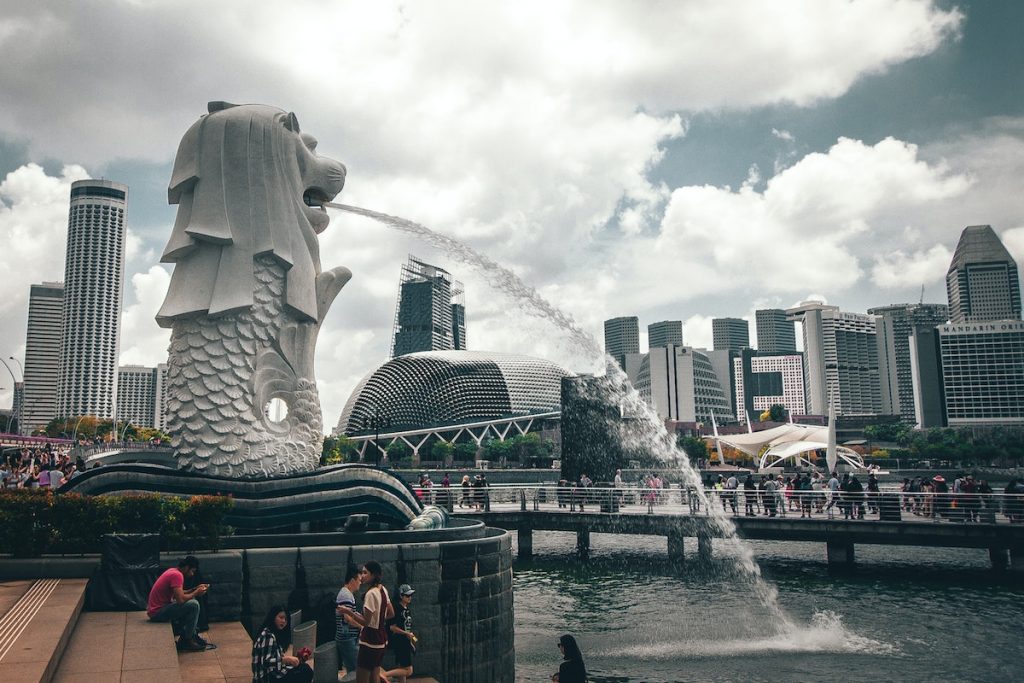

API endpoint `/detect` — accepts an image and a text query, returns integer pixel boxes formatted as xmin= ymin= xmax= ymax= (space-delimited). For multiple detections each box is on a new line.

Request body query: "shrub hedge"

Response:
xmin=0 ymin=490 xmax=234 ymax=558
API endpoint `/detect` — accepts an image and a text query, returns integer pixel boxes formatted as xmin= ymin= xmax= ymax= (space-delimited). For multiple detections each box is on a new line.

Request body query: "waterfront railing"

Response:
xmin=413 ymin=483 xmax=1024 ymax=525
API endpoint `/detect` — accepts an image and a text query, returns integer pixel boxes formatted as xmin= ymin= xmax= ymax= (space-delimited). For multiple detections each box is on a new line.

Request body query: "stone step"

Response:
xmin=54 ymin=611 xmax=181 ymax=683
xmin=176 ymin=620 xmax=253 ymax=682
xmin=0 ymin=578 xmax=88 ymax=683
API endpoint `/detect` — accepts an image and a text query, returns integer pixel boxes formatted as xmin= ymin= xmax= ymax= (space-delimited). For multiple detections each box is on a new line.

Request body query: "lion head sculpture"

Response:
xmin=156 ymin=101 xmax=347 ymax=325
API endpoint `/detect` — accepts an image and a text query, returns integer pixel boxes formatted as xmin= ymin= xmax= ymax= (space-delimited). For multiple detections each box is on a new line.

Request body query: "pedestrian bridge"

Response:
xmin=447 ymin=485 xmax=1024 ymax=572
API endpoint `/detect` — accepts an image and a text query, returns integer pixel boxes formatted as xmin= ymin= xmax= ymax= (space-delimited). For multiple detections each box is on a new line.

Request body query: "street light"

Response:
xmin=71 ymin=415 xmax=87 ymax=445
xmin=361 ymin=405 xmax=390 ymax=468
xmin=0 ymin=358 xmax=20 ymax=435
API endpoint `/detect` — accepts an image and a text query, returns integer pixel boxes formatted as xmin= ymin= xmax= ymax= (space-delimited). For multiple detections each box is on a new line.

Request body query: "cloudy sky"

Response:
xmin=1 ymin=0 xmax=1022 ymax=429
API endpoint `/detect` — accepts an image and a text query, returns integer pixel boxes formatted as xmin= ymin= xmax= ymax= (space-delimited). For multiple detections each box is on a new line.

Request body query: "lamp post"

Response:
xmin=0 ymin=358 xmax=20 ymax=435
xmin=362 ymin=405 xmax=390 ymax=468
xmin=71 ymin=415 xmax=87 ymax=445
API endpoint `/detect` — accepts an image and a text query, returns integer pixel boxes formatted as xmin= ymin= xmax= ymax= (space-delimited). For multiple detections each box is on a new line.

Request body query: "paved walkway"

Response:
xmin=54 ymin=611 xmax=180 ymax=683
xmin=176 ymin=621 xmax=253 ymax=683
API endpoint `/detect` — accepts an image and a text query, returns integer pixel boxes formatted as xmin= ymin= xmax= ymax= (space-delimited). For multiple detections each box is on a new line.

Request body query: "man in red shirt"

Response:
xmin=147 ymin=555 xmax=209 ymax=651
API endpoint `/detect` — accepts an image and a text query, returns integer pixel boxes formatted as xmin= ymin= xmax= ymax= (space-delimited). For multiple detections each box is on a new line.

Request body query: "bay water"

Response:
xmin=512 ymin=531 xmax=1023 ymax=682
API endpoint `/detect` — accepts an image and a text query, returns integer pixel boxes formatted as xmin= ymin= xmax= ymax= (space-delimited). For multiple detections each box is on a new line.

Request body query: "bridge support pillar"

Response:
xmin=576 ymin=529 xmax=590 ymax=559
xmin=1010 ymin=545 xmax=1024 ymax=573
xmin=667 ymin=530 xmax=685 ymax=566
xmin=697 ymin=534 xmax=713 ymax=562
xmin=989 ymin=547 xmax=1008 ymax=571
xmin=826 ymin=541 xmax=855 ymax=567
xmin=518 ymin=528 xmax=533 ymax=560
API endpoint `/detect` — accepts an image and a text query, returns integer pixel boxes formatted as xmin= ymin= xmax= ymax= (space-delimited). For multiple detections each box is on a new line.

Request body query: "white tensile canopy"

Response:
xmin=712 ymin=422 xmax=865 ymax=472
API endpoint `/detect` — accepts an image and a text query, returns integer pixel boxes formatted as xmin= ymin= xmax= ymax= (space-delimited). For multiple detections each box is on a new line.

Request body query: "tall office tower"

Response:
xmin=56 ymin=180 xmax=128 ymax=420
xmin=869 ymin=303 xmax=949 ymax=422
xmin=391 ymin=256 xmax=466 ymax=357
xmin=712 ymin=317 xmax=750 ymax=353
xmin=21 ymin=282 xmax=64 ymax=433
xmin=908 ymin=327 xmax=946 ymax=428
xmin=117 ymin=365 xmax=165 ymax=429
xmin=936 ymin=321 xmax=1024 ymax=426
xmin=787 ymin=301 xmax=880 ymax=416
xmin=946 ymin=225 xmax=1021 ymax=323
xmin=755 ymin=308 xmax=797 ymax=353
xmin=603 ymin=316 xmax=639 ymax=371
xmin=634 ymin=345 xmax=735 ymax=423
xmin=648 ymin=320 xmax=683 ymax=350
xmin=732 ymin=350 xmax=806 ymax=425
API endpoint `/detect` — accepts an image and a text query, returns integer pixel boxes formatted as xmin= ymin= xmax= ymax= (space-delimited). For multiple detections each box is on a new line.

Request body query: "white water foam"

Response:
xmin=611 ymin=611 xmax=899 ymax=659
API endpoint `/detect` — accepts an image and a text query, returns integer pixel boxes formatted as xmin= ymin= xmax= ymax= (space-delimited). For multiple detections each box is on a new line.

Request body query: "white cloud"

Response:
xmin=772 ymin=128 xmax=795 ymax=142
xmin=682 ymin=314 xmax=713 ymax=350
xmin=644 ymin=136 xmax=971 ymax=295
xmin=0 ymin=163 xmax=90 ymax=406
xmin=1001 ymin=226 xmax=1024 ymax=269
xmin=872 ymin=244 xmax=953 ymax=288
xmin=118 ymin=266 xmax=172 ymax=367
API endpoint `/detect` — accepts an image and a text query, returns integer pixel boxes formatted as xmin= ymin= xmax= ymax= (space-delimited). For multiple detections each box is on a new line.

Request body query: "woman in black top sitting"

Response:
xmin=551 ymin=633 xmax=587 ymax=682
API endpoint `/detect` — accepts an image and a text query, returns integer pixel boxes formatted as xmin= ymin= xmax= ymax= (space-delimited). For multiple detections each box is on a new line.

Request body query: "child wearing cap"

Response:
xmin=381 ymin=584 xmax=417 ymax=683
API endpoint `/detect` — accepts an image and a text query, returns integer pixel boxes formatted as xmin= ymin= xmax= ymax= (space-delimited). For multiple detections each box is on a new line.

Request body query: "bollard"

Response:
xmin=292 ymin=620 xmax=317 ymax=661
xmin=313 ymin=641 xmax=338 ymax=682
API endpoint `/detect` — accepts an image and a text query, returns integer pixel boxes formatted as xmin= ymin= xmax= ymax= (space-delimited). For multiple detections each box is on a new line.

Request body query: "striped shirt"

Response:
xmin=336 ymin=586 xmax=359 ymax=640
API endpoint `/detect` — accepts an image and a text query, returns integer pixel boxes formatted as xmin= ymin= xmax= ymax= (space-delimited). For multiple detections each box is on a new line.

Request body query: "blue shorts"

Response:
xmin=336 ymin=637 xmax=358 ymax=672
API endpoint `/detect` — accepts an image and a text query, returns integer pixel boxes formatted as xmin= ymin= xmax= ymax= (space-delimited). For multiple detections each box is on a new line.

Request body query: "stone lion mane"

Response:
xmin=156 ymin=101 xmax=325 ymax=325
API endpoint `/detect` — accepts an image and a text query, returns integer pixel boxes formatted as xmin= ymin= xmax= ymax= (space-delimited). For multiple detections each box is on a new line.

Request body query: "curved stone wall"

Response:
xmin=59 ymin=463 xmax=423 ymax=531
xmin=241 ymin=527 xmax=515 ymax=682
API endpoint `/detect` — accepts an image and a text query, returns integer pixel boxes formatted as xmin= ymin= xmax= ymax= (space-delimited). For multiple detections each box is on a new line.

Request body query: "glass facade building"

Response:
xmin=937 ymin=321 xmax=1024 ymax=425
xmin=391 ymin=256 xmax=466 ymax=357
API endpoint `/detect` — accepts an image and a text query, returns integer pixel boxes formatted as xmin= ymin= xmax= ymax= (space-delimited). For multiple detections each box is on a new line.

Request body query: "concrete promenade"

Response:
xmin=460 ymin=494 xmax=1024 ymax=570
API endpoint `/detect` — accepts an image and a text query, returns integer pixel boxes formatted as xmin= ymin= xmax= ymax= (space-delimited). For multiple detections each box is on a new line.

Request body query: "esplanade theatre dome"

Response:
xmin=337 ymin=351 xmax=570 ymax=434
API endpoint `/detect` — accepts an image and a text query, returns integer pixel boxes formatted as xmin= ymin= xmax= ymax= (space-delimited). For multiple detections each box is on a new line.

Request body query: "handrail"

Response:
xmin=408 ymin=483 xmax=1024 ymax=525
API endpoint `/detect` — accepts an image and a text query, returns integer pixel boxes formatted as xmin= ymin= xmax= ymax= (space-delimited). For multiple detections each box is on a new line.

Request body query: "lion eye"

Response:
xmin=301 ymin=133 xmax=318 ymax=152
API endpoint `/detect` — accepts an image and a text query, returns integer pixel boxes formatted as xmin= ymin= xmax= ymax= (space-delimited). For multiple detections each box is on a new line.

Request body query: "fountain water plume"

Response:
xmin=328 ymin=201 xmax=795 ymax=627
xmin=325 ymin=202 xmax=600 ymax=358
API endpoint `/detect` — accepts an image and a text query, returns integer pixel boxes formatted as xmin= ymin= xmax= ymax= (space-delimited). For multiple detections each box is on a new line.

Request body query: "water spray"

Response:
xmin=327 ymin=201 xmax=797 ymax=629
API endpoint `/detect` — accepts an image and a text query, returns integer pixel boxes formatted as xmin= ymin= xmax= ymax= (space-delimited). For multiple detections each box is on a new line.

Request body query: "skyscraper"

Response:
xmin=936 ymin=321 xmax=1024 ymax=426
xmin=603 ymin=316 xmax=639 ymax=371
xmin=869 ymin=303 xmax=949 ymax=422
xmin=732 ymin=350 xmax=806 ymax=425
xmin=634 ymin=345 xmax=735 ymax=423
xmin=648 ymin=320 xmax=683 ymax=350
xmin=56 ymin=180 xmax=128 ymax=420
xmin=22 ymin=282 xmax=64 ymax=433
xmin=755 ymin=308 xmax=797 ymax=353
xmin=391 ymin=255 xmax=466 ymax=357
xmin=116 ymin=364 xmax=168 ymax=430
xmin=787 ymin=301 xmax=880 ymax=416
xmin=712 ymin=317 xmax=750 ymax=353
xmin=946 ymin=224 xmax=1021 ymax=323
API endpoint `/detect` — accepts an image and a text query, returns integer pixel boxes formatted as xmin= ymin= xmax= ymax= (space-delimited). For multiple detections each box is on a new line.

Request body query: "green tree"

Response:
xmin=453 ymin=441 xmax=478 ymax=463
xmin=767 ymin=404 xmax=788 ymax=422
xmin=385 ymin=441 xmax=411 ymax=465
xmin=430 ymin=440 xmax=454 ymax=463
xmin=677 ymin=436 xmax=708 ymax=464
xmin=482 ymin=438 xmax=513 ymax=463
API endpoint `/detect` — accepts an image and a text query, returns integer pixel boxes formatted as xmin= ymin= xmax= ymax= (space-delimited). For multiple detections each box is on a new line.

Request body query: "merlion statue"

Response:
xmin=156 ymin=102 xmax=349 ymax=478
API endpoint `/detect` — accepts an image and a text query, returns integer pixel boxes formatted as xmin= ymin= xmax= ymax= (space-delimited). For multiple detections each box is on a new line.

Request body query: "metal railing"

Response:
xmin=410 ymin=483 xmax=1024 ymax=525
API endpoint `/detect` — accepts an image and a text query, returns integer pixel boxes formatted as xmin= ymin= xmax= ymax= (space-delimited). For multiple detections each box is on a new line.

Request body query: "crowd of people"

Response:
xmin=0 ymin=442 xmax=83 ymax=489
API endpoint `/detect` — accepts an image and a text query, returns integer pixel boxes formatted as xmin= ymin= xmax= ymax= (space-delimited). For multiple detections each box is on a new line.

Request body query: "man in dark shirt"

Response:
xmin=382 ymin=584 xmax=416 ymax=683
